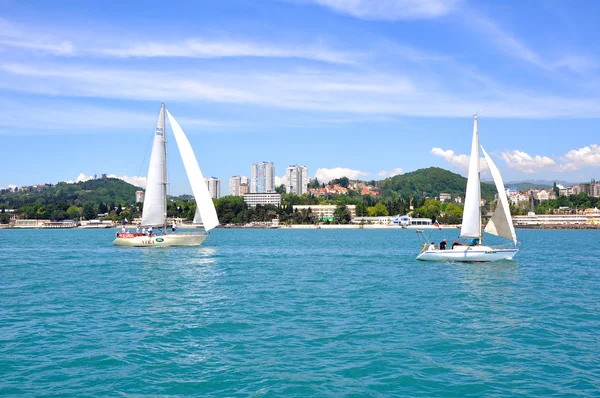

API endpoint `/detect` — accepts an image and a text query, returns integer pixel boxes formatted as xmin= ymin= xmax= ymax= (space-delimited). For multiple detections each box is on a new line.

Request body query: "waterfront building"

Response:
xmin=512 ymin=212 xmax=599 ymax=226
xmin=244 ymin=193 xmax=281 ymax=207
xmin=135 ymin=190 xmax=145 ymax=203
xmin=393 ymin=215 xmax=433 ymax=227
xmin=286 ymin=165 xmax=308 ymax=195
xmin=251 ymin=162 xmax=275 ymax=193
xmin=293 ymin=205 xmax=356 ymax=222
xmin=592 ymin=183 xmax=600 ymax=198
xmin=205 ymin=177 xmax=221 ymax=199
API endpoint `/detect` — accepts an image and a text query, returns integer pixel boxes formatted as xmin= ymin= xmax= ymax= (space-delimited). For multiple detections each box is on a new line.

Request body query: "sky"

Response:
xmin=1 ymin=0 xmax=599 ymax=194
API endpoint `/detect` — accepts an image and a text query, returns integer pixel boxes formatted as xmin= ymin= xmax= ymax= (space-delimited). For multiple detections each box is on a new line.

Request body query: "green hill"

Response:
xmin=0 ymin=178 xmax=140 ymax=220
xmin=377 ymin=167 xmax=496 ymax=200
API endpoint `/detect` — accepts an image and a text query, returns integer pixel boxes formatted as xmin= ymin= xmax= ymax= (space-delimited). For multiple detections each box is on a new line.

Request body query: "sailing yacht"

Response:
xmin=416 ymin=113 xmax=519 ymax=262
xmin=113 ymin=103 xmax=219 ymax=247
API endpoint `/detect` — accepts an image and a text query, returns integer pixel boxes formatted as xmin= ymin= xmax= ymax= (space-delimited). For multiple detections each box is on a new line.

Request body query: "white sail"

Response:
xmin=166 ymin=110 xmax=220 ymax=232
xmin=481 ymin=146 xmax=517 ymax=244
xmin=141 ymin=104 xmax=167 ymax=227
xmin=460 ymin=115 xmax=482 ymax=239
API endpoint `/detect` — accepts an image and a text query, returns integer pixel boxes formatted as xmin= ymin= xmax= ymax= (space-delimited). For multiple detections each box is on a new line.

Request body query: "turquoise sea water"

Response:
xmin=1 ymin=228 xmax=599 ymax=396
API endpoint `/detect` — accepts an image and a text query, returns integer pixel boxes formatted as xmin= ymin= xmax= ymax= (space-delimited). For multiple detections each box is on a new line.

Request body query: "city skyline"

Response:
xmin=1 ymin=1 xmax=600 ymax=194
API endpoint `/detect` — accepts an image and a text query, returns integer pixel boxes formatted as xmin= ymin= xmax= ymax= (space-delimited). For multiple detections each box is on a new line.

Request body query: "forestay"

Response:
xmin=166 ymin=110 xmax=220 ymax=232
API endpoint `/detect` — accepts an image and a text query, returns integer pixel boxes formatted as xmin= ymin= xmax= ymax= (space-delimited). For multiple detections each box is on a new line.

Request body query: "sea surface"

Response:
xmin=1 ymin=228 xmax=599 ymax=396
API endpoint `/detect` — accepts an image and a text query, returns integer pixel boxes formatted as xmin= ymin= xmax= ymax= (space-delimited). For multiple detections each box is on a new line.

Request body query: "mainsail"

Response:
xmin=481 ymin=146 xmax=517 ymax=244
xmin=141 ymin=104 xmax=167 ymax=227
xmin=166 ymin=110 xmax=220 ymax=232
xmin=460 ymin=115 xmax=482 ymax=239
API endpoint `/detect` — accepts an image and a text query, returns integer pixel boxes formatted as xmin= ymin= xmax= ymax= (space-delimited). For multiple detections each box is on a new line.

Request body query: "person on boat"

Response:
xmin=136 ymin=225 xmax=140 ymax=234
xmin=469 ymin=238 xmax=479 ymax=246
xmin=451 ymin=240 xmax=461 ymax=249
xmin=428 ymin=242 xmax=435 ymax=251
xmin=148 ymin=226 xmax=153 ymax=237
xmin=142 ymin=227 xmax=147 ymax=236
xmin=439 ymin=239 xmax=447 ymax=250
xmin=172 ymin=220 xmax=177 ymax=233
xmin=121 ymin=225 xmax=126 ymax=233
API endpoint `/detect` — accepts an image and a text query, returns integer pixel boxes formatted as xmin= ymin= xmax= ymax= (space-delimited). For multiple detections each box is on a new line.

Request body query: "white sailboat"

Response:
xmin=416 ymin=113 xmax=519 ymax=262
xmin=113 ymin=103 xmax=219 ymax=247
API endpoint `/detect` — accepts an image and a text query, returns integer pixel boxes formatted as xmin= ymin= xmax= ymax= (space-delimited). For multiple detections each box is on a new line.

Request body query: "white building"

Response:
xmin=251 ymin=162 xmax=275 ymax=193
xmin=439 ymin=193 xmax=451 ymax=203
xmin=592 ymin=183 xmax=600 ymax=198
xmin=135 ymin=190 xmax=145 ymax=203
xmin=286 ymin=165 xmax=308 ymax=195
xmin=293 ymin=205 xmax=356 ymax=222
xmin=205 ymin=177 xmax=221 ymax=199
xmin=244 ymin=193 xmax=281 ymax=207
xmin=393 ymin=215 xmax=433 ymax=227
xmin=228 ymin=175 xmax=249 ymax=196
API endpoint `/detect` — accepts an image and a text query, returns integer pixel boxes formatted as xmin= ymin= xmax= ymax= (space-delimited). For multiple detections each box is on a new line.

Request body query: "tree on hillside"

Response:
xmin=355 ymin=202 xmax=368 ymax=217
xmin=367 ymin=202 xmax=389 ymax=217
xmin=83 ymin=203 xmax=96 ymax=220
xmin=331 ymin=177 xmax=349 ymax=188
xmin=66 ymin=205 xmax=81 ymax=220
xmin=308 ymin=178 xmax=320 ymax=189
xmin=0 ymin=208 xmax=9 ymax=224
xmin=334 ymin=204 xmax=351 ymax=224
xmin=414 ymin=199 xmax=441 ymax=220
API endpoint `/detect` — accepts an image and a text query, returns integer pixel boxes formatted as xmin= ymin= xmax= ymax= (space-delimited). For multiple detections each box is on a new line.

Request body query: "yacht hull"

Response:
xmin=416 ymin=245 xmax=518 ymax=262
xmin=113 ymin=233 xmax=208 ymax=247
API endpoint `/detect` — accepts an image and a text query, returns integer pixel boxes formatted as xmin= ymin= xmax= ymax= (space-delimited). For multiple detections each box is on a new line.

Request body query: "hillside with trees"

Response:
xmin=0 ymin=178 xmax=141 ymax=222
xmin=378 ymin=167 xmax=496 ymax=200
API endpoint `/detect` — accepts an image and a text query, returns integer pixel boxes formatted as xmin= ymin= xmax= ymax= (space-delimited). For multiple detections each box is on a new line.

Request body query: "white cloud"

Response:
xmin=561 ymin=144 xmax=600 ymax=170
xmin=468 ymin=15 xmax=546 ymax=70
xmin=4 ymin=62 xmax=600 ymax=120
xmin=431 ymin=147 xmax=490 ymax=173
xmin=311 ymin=0 xmax=461 ymax=20
xmin=63 ymin=173 xmax=146 ymax=187
xmin=98 ymin=39 xmax=356 ymax=65
xmin=314 ymin=167 xmax=368 ymax=182
xmin=0 ymin=18 xmax=75 ymax=56
xmin=0 ymin=18 xmax=355 ymax=65
xmin=64 ymin=173 xmax=94 ymax=183
xmin=431 ymin=148 xmax=471 ymax=171
xmin=275 ymin=175 xmax=289 ymax=187
xmin=107 ymin=174 xmax=147 ymax=187
xmin=378 ymin=167 xmax=403 ymax=177
xmin=500 ymin=150 xmax=555 ymax=173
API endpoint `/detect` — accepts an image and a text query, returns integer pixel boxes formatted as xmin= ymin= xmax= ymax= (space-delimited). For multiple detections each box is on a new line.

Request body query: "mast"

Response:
xmin=459 ymin=112 xmax=483 ymax=242
xmin=475 ymin=111 xmax=482 ymax=244
xmin=161 ymin=102 xmax=167 ymax=232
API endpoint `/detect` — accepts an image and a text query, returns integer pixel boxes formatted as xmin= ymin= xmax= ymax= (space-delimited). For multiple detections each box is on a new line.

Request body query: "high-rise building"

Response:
xmin=286 ymin=165 xmax=308 ymax=195
xmin=205 ymin=177 xmax=221 ymax=199
xmin=229 ymin=176 xmax=241 ymax=196
xmin=251 ymin=162 xmax=275 ymax=193
xmin=229 ymin=175 xmax=250 ymax=196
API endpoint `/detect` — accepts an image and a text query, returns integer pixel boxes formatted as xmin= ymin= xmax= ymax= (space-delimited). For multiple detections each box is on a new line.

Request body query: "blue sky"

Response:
xmin=1 ymin=0 xmax=599 ymax=194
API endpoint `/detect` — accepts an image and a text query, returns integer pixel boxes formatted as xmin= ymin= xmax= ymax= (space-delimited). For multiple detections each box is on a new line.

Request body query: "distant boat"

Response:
xmin=416 ymin=113 xmax=519 ymax=262
xmin=113 ymin=103 xmax=219 ymax=247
